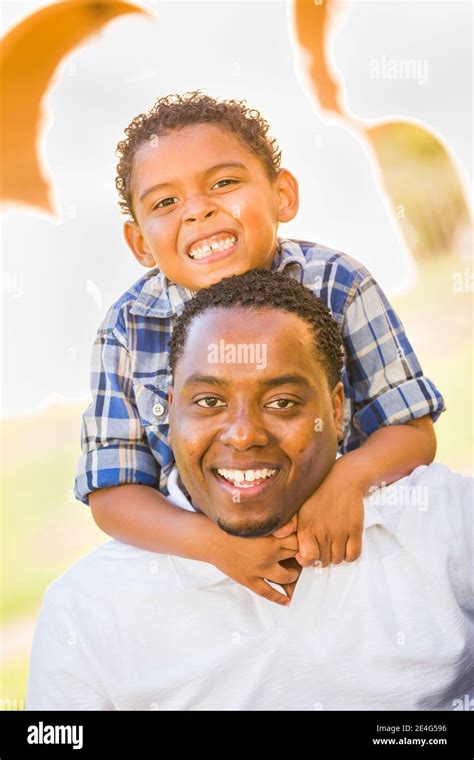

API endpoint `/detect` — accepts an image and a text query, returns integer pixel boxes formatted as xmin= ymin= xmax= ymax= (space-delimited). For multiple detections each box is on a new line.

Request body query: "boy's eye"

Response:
xmin=195 ymin=397 xmax=226 ymax=409
xmin=211 ymin=179 xmax=238 ymax=190
xmin=265 ymin=398 xmax=298 ymax=410
xmin=154 ymin=196 xmax=178 ymax=210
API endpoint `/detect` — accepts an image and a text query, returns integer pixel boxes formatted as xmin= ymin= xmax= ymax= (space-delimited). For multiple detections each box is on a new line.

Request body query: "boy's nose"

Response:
xmin=183 ymin=199 xmax=218 ymax=224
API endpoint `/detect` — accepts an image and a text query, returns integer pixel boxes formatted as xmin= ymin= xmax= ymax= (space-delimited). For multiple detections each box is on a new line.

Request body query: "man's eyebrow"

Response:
xmin=182 ymin=373 xmax=311 ymax=388
xmin=139 ymin=162 xmax=248 ymax=204
xmin=183 ymin=373 xmax=227 ymax=387
xmin=261 ymin=374 xmax=311 ymax=388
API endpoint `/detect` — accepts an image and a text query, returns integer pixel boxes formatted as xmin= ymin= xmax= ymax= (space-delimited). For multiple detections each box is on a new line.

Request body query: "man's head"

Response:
xmin=168 ymin=269 xmax=345 ymax=537
xmin=116 ymin=91 xmax=299 ymax=290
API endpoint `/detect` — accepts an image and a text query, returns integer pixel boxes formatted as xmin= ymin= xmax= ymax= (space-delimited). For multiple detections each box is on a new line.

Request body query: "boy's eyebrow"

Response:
xmin=139 ymin=162 xmax=248 ymax=204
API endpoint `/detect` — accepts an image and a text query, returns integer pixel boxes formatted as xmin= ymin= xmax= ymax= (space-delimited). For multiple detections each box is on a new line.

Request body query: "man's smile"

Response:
xmin=211 ymin=465 xmax=281 ymax=499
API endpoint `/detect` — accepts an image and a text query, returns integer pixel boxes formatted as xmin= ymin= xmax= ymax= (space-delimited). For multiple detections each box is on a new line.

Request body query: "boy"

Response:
xmin=74 ymin=91 xmax=444 ymax=606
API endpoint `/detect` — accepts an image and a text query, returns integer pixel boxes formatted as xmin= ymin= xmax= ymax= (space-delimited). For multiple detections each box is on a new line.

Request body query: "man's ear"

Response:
xmin=331 ymin=381 xmax=345 ymax=442
xmin=123 ymin=221 xmax=156 ymax=268
xmin=275 ymin=168 xmax=299 ymax=223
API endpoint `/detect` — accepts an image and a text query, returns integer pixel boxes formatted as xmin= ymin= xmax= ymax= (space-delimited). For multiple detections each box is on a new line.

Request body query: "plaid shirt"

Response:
xmin=74 ymin=239 xmax=445 ymax=504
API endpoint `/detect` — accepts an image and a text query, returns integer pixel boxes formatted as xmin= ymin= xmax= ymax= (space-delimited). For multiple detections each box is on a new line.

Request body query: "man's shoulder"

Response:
xmin=368 ymin=463 xmax=473 ymax=545
xmin=42 ymin=541 xmax=178 ymax=611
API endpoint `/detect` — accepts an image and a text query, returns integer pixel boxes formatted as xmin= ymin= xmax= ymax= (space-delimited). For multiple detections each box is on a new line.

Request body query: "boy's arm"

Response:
xmin=341 ymin=414 xmax=436 ymax=493
xmin=90 ymin=484 xmax=221 ymax=562
xmin=284 ymin=264 xmax=444 ymax=567
xmin=291 ymin=415 xmax=436 ymax=567
xmin=90 ymin=485 xmax=300 ymax=606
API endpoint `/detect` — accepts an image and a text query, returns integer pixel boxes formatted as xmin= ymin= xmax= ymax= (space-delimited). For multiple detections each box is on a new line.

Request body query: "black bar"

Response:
xmin=0 ymin=710 xmax=473 ymax=757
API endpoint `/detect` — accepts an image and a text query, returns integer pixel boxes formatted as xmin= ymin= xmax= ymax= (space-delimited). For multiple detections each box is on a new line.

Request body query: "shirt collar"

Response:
xmin=129 ymin=238 xmax=307 ymax=319
xmin=166 ymin=465 xmax=388 ymax=590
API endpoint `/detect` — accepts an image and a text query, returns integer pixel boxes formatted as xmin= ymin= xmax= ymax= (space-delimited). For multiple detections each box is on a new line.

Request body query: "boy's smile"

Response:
xmin=168 ymin=308 xmax=344 ymax=537
xmin=124 ymin=124 xmax=298 ymax=290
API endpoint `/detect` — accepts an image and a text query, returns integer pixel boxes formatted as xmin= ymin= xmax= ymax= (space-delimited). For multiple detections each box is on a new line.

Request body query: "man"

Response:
xmin=27 ymin=270 xmax=473 ymax=710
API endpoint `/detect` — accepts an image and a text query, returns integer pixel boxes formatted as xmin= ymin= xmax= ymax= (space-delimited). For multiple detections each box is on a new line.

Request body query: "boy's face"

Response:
xmin=168 ymin=308 xmax=344 ymax=537
xmin=124 ymin=124 xmax=298 ymax=290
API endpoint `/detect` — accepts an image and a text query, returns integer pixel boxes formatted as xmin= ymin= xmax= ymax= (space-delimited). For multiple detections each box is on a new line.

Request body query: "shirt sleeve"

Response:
xmin=342 ymin=271 xmax=446 ymax=440
xmin=27 ymin=590 xmax=114 ymax=711
xmin=74 ymin=321 xmax=161 ymax=505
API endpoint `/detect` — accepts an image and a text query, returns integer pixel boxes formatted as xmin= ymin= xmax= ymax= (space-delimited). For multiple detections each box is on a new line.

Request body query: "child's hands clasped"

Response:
xmin=212 ymin=458 xmax=365 ymax=607
xmin=274 ymin=459 xmax=364 ymax=568
xmin=212 ymin=515 xmax=301 ymax=607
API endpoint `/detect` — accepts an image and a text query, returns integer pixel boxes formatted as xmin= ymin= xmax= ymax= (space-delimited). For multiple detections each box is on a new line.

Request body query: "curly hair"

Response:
xmin=169 ymin=269 xmax=345 ymax=388
xmin=115 ymin=90 xmax=282 ymax=220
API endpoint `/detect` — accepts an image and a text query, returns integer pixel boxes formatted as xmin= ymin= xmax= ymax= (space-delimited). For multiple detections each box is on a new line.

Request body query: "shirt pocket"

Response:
xmin=133 ymin=375 xmax=171 ymax=430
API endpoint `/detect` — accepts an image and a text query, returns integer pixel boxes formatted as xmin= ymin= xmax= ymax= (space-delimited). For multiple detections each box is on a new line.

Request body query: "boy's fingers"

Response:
xmin=345 ymin=535 xmax=363 ymax=562
xmin=271 ymin=513 xmax=298 ymax=538
xmin=276 ymin=547 xmax=299 ymax=561
xmin=330 ymin=537 xmax=348 ymax=565
xmin=295 ymin=532 xmax=320 ymax=567
xmin=250 ymin=579 xmax=291 ymax=607
xmin=317 ymin=536 xmax=331 ymax=567
xmin=279 ymin=533 xmax=299 ymax=552
xmin=266 ymin=565 xmax=301 ymax=586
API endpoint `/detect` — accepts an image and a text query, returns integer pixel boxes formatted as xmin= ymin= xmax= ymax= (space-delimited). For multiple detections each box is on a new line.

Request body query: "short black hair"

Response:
xmin=116 ymin=90 xmax=282 ymax=221
xmin=169 ymin=269 xmax=344 ymax=387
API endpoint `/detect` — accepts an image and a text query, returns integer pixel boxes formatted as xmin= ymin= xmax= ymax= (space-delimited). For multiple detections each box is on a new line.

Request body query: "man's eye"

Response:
xmin=195 ymin=397 xmax=226 ymax=408
xmin=265 ymin=399 xmax=297 ymax=410
xmin=211 ymin=179 xmax=238 ymax=190
xmin=154 ymin=197 xmax=178 ymax=209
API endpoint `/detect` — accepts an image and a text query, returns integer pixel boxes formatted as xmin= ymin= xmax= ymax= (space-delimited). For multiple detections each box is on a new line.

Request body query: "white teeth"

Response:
xmin=189 ymin=235 xmax=236 ymax=259
xmin=216 ymin=468 xmax=277 ymax=487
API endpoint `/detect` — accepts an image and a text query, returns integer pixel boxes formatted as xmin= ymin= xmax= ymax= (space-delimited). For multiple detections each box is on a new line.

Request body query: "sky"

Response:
xmin=1 ymin=0 xmax=472 ymax=417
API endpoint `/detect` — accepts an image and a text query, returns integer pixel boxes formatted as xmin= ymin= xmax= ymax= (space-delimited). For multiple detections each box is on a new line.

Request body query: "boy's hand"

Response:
xmin=211 ymin=515 xmax=301 ymax=606
xmin=274 ymin=460 xmax=364 ymax=568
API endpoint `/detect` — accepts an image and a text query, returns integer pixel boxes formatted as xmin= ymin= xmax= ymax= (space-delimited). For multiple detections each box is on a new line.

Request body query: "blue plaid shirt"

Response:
xmin=74 ymin=239 xmax=445 ymax=504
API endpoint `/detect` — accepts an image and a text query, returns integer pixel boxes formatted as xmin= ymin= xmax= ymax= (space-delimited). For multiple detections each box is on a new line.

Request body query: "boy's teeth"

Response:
xmin=189 ymin=235 xmax=236 ymax=259
xmin=216 ymin=468 xmax=277 ymax=487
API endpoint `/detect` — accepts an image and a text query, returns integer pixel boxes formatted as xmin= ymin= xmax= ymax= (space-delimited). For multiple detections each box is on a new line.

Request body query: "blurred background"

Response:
xmin=1 ymin=0 xmax=472 ymax=708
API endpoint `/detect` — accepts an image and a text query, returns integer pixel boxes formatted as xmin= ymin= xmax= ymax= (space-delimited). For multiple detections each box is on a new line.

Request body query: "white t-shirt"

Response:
xmin=27 ymin=463 xmax=474 ymax=711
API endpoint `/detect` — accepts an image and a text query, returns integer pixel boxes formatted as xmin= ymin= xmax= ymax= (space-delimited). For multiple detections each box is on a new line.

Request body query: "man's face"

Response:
xmin=169 ymin=308 xmax=344 ymax=537
xmin=125 ymin=124 xmax=298 ymax=290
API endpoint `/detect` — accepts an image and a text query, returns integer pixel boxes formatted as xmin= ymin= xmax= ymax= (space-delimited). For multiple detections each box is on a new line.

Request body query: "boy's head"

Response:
xmin=116 ymin=91 xmax=299 ymax=290
xmin=168 ymin=269 xmax=345 ymax=537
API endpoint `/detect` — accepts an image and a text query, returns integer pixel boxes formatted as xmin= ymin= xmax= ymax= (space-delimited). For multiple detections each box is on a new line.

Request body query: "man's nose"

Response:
xmin=182 ymin=196 xmax=218 ymax=224
xmin=219 ymin=406 xmax=269 ymax=449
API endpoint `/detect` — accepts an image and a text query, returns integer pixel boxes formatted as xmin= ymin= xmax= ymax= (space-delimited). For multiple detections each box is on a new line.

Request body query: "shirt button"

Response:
xmin=152 ymin=401 xmax=165 ymax=418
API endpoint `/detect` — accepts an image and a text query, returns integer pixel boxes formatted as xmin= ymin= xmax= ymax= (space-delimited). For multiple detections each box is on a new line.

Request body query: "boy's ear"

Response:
xmin=331 ymin=381 xmax=345 ymax=443
xmin=275 ymin=168 xmax=299 ymax=223
xmin=123 ymin=221 xmax=155 ymax=268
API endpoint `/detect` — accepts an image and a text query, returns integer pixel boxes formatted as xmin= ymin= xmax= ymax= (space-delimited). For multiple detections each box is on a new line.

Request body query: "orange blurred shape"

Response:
xmin=292 ymin=0 xmax=344 ymax=117
xmin=0 ymin=1 xmax=147 ymax=215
